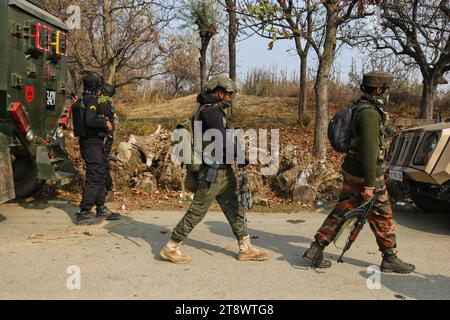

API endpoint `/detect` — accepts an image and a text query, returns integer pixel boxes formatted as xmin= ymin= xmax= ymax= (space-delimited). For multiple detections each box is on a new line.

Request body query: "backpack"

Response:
xmin=71 ymin=98 xmax=87 ymax=137
xmin=328 ymin=103 xmax=374 ymax=153
xmin=176 ymin=105 xmax=214 ymax=172
xmin=174 ymin=105 xmax=213 ymax=193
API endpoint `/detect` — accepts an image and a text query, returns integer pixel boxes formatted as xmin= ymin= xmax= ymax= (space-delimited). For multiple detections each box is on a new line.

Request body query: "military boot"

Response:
xmin=76 ymin=210 xmax=92 ymax=223
xmin=303 ymin=241 xmax=332 ymax=268
xmin=160 ymin=240 xmax=192 ymax=264
xmin=381 ymin=254 xmax=415 ymax=274
xmin=96 ymin=205 xmax=121 ymax=220
xmin=237 ymin=235 xmax=268 ymax=261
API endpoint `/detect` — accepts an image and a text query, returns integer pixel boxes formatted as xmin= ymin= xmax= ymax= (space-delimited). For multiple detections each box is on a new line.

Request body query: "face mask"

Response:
xmin=376 ymin=92 xmax=390 ymax=108
xmin=222 ymin=101 xmax=232 ymax=109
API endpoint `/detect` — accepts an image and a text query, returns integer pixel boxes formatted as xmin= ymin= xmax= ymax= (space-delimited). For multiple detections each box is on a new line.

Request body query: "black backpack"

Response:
xmin=327 ymin=107 xmax=353 ymax=153
xmin=71 ymin=98 xmax=87 ymax=137
xmin=328 ymin=103 xmax=375 ymax=153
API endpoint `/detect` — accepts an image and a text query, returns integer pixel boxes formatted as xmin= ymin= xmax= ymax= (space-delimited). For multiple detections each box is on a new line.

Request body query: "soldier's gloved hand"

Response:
xmin=361 ymin=187 xmax=375 ymax=201
xmin=105 ymin=121 xmax=113 ymax=132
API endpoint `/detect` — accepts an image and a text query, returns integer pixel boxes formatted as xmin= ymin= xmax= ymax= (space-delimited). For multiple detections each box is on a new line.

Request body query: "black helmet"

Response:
xmin=101 ymin=82 xmax=116 ymax=97
xmin=83 ymin=71 xmax=103 ymax=92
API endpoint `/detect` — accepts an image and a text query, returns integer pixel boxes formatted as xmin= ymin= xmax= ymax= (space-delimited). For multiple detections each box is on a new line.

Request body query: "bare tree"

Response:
xmin=355 ymin=0 xmax=450 ymax=119
xmin=225 ymin=0 xmax=238 ymax=114
xmin=302 ymin=1 xmax=375 ymax=159
xmin=207 ymin=36 xmax=230 ymax=80
xmin=45 ymin=0 xmax=176 ymax=90
xmin=181 ymin=0 xmax=222 ymax=90
xmin=163 ymin=35 xmax=199 ymax=96
xmin=239 ymin=0 xmax=313 ymax=117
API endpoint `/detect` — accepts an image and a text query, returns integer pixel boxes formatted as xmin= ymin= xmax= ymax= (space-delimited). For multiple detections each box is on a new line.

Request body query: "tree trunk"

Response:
xmin=313 ymin=8 xmax=338 ymax=160
xmin=313 ymin=64 xmax=331 ymax=160
xmin=226 ymin=0 xmax=237 ymax=115
xmin=68 ymin=66 xmax=79 ymax=95
xmin=299 ymin=53 xmax=308 ymax=117
xmin=420 ymin=78 xmax=438 ymax=119
xmin=199 ymin=35 xmax=211 ymax=91
xmin=103 ymin=0 xmax=116 ymax=84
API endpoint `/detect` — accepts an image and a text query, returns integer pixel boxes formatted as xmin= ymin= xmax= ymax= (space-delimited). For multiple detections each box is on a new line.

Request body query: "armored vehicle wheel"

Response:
xmin=12 ymin=156 xmax=44 ymax=199
xmin=408 ymin=181 xmax=450 ymax=213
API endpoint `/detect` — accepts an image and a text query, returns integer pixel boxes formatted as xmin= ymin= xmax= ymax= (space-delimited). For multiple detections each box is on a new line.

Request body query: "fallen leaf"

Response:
xmin=82 ymin=231 xmax=93 ymax=236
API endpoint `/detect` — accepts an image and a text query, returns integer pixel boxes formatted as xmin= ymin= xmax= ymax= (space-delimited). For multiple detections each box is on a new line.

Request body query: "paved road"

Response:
xmin=0 ymin=202 xmax=449 ymax=300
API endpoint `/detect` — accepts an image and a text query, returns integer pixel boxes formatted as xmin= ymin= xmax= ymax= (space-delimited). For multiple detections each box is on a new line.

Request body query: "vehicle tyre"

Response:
xmin=408 ymin=181 xmax=450 ymax=213
xmin=12 ymin=155 xmax=44 ymax=198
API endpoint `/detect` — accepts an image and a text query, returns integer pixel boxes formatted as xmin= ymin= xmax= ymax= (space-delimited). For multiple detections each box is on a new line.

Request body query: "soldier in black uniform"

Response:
xmin=98 ymin=82 xmax=116 ymax=201
xmin=75 ymin=72 xmax=121 ymax=222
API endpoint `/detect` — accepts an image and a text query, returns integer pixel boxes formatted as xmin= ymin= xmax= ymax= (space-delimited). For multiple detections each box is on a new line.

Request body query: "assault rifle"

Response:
xmin=336 ymin=198 xmax=375 ymax=263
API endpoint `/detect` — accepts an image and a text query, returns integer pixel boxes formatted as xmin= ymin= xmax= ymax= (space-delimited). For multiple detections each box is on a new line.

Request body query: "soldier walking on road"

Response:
xmin=160 ymin=76 xmax=268 ymax=264
xmin=303 ymin=71 xmax=415 ymax=274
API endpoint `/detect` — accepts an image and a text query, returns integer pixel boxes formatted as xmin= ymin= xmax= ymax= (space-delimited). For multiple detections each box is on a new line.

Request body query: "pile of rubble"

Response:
xmin=63 ymin=125 xmax=342 ymax=208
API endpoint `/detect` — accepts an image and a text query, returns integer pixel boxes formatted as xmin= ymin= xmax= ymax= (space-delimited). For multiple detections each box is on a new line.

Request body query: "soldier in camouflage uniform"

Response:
xmin=160 ymin=76 xmax=268 ymax=264
xmin=303 ymin=71 xmax=415 ymax=274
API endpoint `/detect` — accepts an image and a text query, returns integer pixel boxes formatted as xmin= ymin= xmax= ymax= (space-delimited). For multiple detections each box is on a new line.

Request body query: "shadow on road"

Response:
xmin=0 ymin=212 xmax=6 ymax=223
xmin=204 ymin=220 xmax=378 ymax=270
xmin=393 ymin=205 xmax=450 ymax=236
xmin=13 ymin=200 xmax=106 ymax=226
xmin=359 ymin=270 xmax=450 ymax=300
xmin=102 ymin=215 xmax=237 ymax=261
xmin=100 ymin=214 xmax=390 ymax=271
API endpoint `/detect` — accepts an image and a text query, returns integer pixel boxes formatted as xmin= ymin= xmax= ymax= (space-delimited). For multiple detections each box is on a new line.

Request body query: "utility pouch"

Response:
xmin=96 ymin=114 xmax=108 ymax=138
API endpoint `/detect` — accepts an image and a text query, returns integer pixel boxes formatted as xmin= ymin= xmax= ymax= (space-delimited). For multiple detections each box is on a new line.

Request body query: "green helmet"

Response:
xmin=362 ymin=71 xmax=394 ymax=88
xmin=204 ymin=75 xmax=237 ymax=94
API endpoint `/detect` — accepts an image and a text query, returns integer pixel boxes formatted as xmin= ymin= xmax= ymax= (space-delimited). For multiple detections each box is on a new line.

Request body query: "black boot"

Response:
xmin=96 ymin=205 xmax=121 ymax=220
xmin=76 ymin=210 xmax=92 ymax=222
xmin=381 ymin=254 xmax=415 ymax=274
xmin=303 ymin=241 xmax=332 ymax=268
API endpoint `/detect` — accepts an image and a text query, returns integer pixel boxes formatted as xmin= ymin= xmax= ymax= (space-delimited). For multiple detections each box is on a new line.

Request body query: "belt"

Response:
xmin=206 ymin=164 xmax=230 ymax=170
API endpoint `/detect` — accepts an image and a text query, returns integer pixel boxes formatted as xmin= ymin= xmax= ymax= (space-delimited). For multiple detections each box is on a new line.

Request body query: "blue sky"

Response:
xmin=236 ymin=33 xmax=367 ymax=84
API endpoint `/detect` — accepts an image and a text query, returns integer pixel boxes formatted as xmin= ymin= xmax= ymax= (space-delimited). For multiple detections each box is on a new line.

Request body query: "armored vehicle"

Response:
xmin=387 ymin=120 xmax=450 ymax=212
xmin=0 ymin=0 xmax=75 ymax=204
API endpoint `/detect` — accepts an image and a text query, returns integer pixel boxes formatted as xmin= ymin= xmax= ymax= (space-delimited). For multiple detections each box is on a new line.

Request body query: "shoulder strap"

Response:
xmin=192 ymin=103 xmax=211 ymax=121
xmin=351 ymin=100 xmax=373 ymax=114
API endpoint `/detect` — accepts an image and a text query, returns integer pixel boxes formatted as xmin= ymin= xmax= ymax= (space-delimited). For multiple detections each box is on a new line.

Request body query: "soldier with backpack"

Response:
xmin=303 ymin=71 xmax=415 ymax=274
xmin=160 ymin=76 xmax=268 ymax=264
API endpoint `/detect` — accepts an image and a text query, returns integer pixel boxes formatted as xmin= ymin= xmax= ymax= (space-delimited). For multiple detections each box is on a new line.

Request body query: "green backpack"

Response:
xmin=175 ymin=105 xmax=211 ymax=192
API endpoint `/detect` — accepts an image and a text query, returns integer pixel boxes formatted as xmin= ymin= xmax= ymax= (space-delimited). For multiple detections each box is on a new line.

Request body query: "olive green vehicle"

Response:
xmin=387 ymin=120 xmax=450 ymax=212
xmin=0 ymin=0 xmax=75 ymax=204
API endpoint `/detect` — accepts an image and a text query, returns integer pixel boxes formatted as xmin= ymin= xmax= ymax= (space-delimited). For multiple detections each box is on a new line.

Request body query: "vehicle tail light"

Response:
xmin=32 ymin=22 xmax=51 ymax=52
xmin=9 ymin=102 xmax=31 ymax=134
xmin=59 ymin=96 xmax=77 ymax=129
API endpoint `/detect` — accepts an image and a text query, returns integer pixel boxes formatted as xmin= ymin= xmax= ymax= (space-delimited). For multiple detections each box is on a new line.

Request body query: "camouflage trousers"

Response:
xmin=171 ymin=166 xmax=248 ymax=243
xmin=315 ymin=171 xmax=397 ymax=255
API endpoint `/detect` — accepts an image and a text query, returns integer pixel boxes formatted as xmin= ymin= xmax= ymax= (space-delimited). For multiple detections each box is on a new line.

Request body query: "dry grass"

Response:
xmin=121 ymin=94 xmax=303 ymax=125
